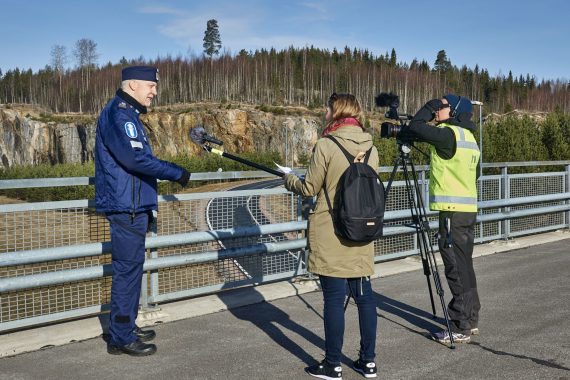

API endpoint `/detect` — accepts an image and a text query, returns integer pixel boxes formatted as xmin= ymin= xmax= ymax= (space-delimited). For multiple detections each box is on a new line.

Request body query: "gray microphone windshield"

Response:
xmin=189 ymin=125 xmax=207 ymax=145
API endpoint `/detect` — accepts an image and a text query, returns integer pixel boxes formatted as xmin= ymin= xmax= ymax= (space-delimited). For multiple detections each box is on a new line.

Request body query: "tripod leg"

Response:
xmin=405 ymin=159 xmax=456 ymax=348
xmin=421 ymin=255 xmax=437 ymax=317
xmin=402 ymin=164 xmax=437 ymax=317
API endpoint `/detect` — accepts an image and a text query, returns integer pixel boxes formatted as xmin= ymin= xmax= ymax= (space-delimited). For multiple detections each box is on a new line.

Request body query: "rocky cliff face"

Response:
xmin=0 ymin=107 xmax=96 ymax=167
xmin=0 ymin=104 xmax=322 ymax=168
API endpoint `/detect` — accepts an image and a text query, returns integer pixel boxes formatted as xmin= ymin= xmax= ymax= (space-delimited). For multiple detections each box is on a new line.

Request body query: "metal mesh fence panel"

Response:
xmin=153 ymin=190 xmax=301 ymax=296
xmin=0 ymin=208 xmax=110 ymax=323
xmin=478 ymin=177 xmax=501 ymax=239
xmin=375 ymin=182 xmax=417 ymax=257
xmin=509 ymin=174 xmax=566 ymax=234
xmin=0 ymin=279 xmax=111 ymax=324
xmin=1 ymin=167 xmax=569 ymax=329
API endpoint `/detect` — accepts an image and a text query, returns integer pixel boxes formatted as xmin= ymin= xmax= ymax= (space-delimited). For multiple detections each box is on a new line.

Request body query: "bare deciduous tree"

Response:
xmin=73 ymin=38 xmax=99 ymax=112
xmin=51 ymin=45 xmax=67 ymax=72
xmin=73 ymin=38 xmax=98 ymax=68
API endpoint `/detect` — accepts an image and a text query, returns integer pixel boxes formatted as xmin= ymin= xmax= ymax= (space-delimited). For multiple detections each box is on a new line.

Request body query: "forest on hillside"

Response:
xmin=0 ymin=45 xmax=568 ymax=115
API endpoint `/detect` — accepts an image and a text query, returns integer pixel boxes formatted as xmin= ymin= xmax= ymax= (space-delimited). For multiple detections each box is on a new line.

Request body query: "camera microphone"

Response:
xmin=375 ymin=92 xmax=400 ymax=108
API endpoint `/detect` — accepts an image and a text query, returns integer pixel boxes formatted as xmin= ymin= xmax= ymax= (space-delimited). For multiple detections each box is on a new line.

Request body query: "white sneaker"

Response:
xmin=432 ymin=330 xmax=471 ymax=344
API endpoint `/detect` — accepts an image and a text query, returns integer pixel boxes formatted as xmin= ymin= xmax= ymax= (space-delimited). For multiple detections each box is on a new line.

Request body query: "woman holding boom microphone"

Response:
xmin=284 ymin=93 xmax=379 ymax=379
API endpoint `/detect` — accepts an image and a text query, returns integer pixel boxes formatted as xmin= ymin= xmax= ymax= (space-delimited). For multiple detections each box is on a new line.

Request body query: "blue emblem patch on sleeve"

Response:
xmin=124 ymin=122 xmax=138 ymax=138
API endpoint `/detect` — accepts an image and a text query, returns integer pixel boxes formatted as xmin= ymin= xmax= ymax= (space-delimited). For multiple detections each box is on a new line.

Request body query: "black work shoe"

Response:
xmin=353 ymin=358 xmax=377 ymax=378
xmin=134 ymin=326 xmax=156 ymax=342
xmin=107 ymin=339 xmax=157 ymax=356
xmin=306 ymin=360 xmax=342 ymax=379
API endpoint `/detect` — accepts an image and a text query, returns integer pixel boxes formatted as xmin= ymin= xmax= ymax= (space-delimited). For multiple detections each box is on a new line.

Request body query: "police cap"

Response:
xmin=121 ymin=66 xmax=159 ymax=82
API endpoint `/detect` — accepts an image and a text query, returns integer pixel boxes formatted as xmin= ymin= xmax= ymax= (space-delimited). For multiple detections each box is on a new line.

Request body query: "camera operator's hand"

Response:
xmin=425 ymin=99 xmax=444 ymax=113
xmin=412 ymin=99 xmax=443 ymax=123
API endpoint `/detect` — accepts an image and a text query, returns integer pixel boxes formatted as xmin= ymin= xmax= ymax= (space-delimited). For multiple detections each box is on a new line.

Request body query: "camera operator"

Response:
xmin=398 ymin=94 xmax=481 ymax=344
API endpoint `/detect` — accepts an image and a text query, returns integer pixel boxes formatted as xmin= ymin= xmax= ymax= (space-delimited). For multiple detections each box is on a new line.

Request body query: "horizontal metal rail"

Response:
xmin=2 ymin=202 xmax=569 ymax=292
xmin=0 ymin=188 xmax=289 ymax=213
xmin=0 ymin=221 xmax=306 ymax=266
xmin=1 ymin=162 xmax=569 ymax=333
xmin=2 ymin=193 xmax=569 ymax=268
xmin=3 ymin=160 xmax=567 ymax=190
xmin=0 ymin=239 xmax=307 ymax=293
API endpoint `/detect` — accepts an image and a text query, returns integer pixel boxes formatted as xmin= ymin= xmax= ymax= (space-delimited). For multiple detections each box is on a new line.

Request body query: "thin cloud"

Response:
xmin=138 ymin=6 xmax=185 ymax=15
xmin=148 ymin=3 xmax=367 ymax=56
xmin=300 ymin=2 xmax=332 ymax=21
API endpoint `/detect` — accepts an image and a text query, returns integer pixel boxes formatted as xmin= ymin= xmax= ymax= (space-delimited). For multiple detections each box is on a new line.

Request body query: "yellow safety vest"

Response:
xmin=429 ymin=123 xmax=480 ymax=212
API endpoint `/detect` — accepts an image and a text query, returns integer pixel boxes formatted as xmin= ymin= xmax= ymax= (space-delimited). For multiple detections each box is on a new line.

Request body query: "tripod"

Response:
xmin=384 ymin=141 xmax=456 ymax=349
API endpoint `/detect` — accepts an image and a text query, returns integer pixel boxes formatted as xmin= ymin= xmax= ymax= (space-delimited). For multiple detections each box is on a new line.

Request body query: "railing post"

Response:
xmin=477 ymin=173 xmax=483 ymax=242
xmin=501 ymin=166 xmax=510 ymax=240
xmin=141 ymin=210 xmax=159 ymax=309
xmin=419 ymin=167 xmax=428 ymax=253
xmin=566 ymin=165 xmax=570 ymax=228
xmin=297 ymin=194 xmax=307 ymax=275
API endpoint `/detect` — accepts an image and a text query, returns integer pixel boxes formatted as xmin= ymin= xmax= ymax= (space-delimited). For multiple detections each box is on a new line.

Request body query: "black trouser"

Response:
xmin=438 ymin=211 xmax=480 ymax=335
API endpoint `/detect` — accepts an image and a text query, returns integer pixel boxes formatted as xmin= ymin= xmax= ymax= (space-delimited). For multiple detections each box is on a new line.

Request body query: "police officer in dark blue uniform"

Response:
xmin=95 ymin=66 xmax=190 ymax=356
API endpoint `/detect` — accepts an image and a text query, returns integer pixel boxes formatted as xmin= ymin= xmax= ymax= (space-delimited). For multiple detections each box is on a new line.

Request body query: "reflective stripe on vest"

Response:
xmin=429 ymin=123 xmax=480 ymax=212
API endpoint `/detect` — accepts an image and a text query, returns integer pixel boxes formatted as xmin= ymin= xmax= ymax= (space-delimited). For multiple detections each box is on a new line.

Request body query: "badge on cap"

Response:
xmin=156 ymin=68 xmax=160 ymax=82
xmin=124 ymin=122 xmax=138 ymax=138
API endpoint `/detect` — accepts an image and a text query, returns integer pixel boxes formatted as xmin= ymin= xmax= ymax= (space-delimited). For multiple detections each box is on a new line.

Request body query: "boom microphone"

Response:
xmin=188 ymin=125 xmax=284 ymax=177
xmin=189 ymin=125 xmax=223 ymax=146
xmin=375 ymin=92 xmax=400 ymax=108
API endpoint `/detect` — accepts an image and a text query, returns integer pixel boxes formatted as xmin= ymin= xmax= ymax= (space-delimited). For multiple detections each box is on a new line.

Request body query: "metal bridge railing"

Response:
xmin=1 ymin=162 xmax=569 ymax=332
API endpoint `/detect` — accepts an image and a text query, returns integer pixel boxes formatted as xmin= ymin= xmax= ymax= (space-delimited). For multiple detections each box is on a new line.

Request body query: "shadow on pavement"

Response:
xmin=217 ymin=288 xmax=325 ymax=366
xmin=470 ymin=342 xmax=570 ymax=371
xmin=373 ymin=292 xmax=446 ymax=339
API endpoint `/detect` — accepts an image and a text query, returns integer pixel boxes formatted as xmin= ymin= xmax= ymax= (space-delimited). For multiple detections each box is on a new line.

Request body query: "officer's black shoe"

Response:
xmin=107 ymin=339 xmax=157 ymax=356
xmin=133 ymin=326 xmax=156 ymax=342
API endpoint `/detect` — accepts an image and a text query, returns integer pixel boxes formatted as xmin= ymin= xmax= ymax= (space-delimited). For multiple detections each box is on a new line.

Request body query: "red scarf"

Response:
xmin=321 ymin=117 xmax=363 ymax=136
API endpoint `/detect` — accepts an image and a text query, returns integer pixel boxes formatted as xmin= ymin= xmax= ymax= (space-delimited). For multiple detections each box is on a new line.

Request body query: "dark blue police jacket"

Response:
xmin=95 ymin=90 xmax=184 ymax=213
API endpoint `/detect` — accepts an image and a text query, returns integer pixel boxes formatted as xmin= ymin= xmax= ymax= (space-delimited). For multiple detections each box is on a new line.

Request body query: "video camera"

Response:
xmin=375 ymin=92 xmax=414 ymax=142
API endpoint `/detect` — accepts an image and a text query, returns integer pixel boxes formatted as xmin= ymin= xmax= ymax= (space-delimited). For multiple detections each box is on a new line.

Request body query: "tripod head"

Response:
xmin=397 ymin=141 xmax=413 ymax=158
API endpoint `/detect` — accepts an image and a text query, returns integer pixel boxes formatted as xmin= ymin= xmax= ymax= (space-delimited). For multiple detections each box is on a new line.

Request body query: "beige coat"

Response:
xmin=285 ymin=126 xmax=380 ymax=278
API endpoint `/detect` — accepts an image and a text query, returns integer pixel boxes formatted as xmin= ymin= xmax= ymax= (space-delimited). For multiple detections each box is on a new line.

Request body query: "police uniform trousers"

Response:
xmin=106 ymin=212 xmax=149 ymax=346
xmin=438 ymin=211 xmax=480 ymax=335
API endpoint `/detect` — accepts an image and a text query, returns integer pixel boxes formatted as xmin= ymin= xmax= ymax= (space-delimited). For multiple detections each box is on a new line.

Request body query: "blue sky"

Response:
xmin=0 ymin=0 xmax=568 ymax=81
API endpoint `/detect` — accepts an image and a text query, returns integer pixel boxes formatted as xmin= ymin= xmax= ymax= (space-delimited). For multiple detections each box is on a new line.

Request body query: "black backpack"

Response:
xmin=323 ymin=135 xmax=386 ymax=243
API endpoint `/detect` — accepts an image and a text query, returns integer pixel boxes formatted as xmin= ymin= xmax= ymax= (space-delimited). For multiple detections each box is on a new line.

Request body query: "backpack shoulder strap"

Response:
xmin=363 ymin=146 xmax=372 ymax=164
xmin=322 ymin=135 xmax=350 ymax=216
xmin=322 ymin=135 xmax=374 ymax=215
xmin=326 ymin=135 xmax=373 ymax=164
xmin=325 ymin=135 xmax=354 ymax=163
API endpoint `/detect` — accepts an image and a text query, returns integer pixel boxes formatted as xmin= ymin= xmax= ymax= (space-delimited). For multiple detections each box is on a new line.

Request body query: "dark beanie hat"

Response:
xmin=121 ymin=66 xmax=159 ymax=82
xmin=443 ymin=94 xmax=472 ymax=115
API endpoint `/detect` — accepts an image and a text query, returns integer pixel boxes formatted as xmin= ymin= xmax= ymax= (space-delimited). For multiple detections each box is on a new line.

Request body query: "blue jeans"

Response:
xmin=319 ymin=275 xmax=377 ymax=365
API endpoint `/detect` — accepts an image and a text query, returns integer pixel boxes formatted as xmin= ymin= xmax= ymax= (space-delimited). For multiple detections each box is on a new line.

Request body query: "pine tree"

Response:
xmin=203 ymin=19 xmax=222 ymax=58
xmin=389 ymin=48 xmax=397 ymax=67
xmin=434 ymin=49 xmax=452 ymax=72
